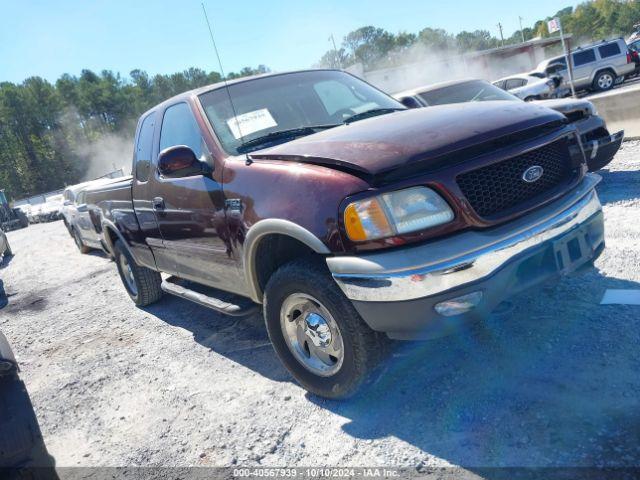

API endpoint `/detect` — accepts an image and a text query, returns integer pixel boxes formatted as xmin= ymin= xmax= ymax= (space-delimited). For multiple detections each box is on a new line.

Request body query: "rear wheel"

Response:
xmin=593 ymin=70 xmax=615 ymax=91
xmin=263 ymin=258 xmax=387 ymax=399
xmin=72 ymin=228 xmax=91 ymax=254
xmin=113 ymin=240 xmax=162 ymax=306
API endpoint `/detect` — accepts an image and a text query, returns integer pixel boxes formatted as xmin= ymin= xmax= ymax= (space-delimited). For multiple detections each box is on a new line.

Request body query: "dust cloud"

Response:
xmin=76 ymin=133 xmax=133 ymax=180
xmin=353 ymin=41 xmax=566 ymax=94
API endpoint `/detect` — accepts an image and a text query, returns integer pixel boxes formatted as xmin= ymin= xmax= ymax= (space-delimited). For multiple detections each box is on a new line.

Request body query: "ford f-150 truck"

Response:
xmin=84 ymin=69 xmax=605 ymax=398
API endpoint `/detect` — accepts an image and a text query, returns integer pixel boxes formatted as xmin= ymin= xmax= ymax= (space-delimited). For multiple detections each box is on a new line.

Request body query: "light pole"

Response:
xmin=519 ymin=16 xmax=525 ymax=43
xmin=497 ymin=23 xmax=505 ymax=46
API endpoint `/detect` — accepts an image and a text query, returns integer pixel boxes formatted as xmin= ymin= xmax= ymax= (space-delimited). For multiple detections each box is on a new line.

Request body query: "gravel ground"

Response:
xmin=1 ymin=143 xmax=639 ymax=476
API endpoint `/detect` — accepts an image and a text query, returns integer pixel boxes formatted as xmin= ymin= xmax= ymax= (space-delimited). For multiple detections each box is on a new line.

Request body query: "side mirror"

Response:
xmin=399 ymin=96 xmax=422 ymax=109
xmin=77 ymin=204 xmax=88 ymax=213
xmin=158 ymin=145 xmax=211 ymax=178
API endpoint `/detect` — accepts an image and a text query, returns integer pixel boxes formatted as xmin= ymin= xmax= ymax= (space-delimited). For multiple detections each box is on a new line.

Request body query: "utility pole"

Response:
xmin=329 ymin=34 xmax=342 ymax=69
xmin=519 ymin=16 xmax=525 ymax=43
xmin=497 ymin=22 xmax=505 ymax=46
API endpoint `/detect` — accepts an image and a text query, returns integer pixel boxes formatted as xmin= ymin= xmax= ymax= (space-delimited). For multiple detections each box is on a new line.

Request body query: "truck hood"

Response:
xmin=248 ymin=101 xmax=565 ymax=183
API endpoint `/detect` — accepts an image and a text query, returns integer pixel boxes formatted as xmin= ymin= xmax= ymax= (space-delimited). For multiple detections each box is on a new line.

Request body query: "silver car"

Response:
xmin=492 ymin=74 xmax=560 ymax=101
xmin=535 ymin=38 xmax=634 ymax=92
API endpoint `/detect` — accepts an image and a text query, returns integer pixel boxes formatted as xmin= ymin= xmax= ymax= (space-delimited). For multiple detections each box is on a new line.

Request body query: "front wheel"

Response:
xmin=263 ymin=258 xmax=386 ymax=399
xmin=113 ymin=240 xmax=162 ymax=306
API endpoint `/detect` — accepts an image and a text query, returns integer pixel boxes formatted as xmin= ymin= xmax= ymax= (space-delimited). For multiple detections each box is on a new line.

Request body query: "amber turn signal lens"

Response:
xmin=344 ymin=198 xmax=393 ymax=242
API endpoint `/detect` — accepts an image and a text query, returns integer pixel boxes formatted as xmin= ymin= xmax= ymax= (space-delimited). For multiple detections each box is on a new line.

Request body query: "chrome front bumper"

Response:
xmin=328 ymin=174 xmax=603 ymax=303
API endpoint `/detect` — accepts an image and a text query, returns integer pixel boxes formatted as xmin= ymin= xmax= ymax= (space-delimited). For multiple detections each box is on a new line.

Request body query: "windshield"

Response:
xmin=198 ymin=70 xmax=403 ymax=155
xmin=417 ymin=80 xmax=519 ymax=106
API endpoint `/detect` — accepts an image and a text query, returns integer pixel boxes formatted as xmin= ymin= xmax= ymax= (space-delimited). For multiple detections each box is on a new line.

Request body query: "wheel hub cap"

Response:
xmin=280 ymin=293 xmax=344 ymax=376
xmin=304 ymin=312 xmax=332 ymax=348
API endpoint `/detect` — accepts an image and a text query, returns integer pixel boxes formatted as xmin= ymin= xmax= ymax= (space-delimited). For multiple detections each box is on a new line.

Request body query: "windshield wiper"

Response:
xmin=237 ymin=125 xmax=339 ymax=153
xmin=343 ymin=108 xmax=405 ymax=124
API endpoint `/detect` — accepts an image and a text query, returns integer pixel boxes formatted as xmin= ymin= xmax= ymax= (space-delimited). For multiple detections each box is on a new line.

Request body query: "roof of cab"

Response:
xmin=139 ymin=69 xmax=345 ymax=118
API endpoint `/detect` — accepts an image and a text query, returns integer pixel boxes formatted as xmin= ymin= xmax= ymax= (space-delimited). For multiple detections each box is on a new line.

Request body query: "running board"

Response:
xmin=161 ymin=276 xmax=259 ymax=316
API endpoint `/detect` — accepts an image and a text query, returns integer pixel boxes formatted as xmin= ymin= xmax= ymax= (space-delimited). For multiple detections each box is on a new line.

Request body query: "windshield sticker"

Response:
xmin=227 ymin=108 xmax=277 ymax=140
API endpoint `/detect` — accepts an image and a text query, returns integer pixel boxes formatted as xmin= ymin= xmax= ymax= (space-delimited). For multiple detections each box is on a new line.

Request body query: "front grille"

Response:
xmin=456 ymin=138 xmax=574 ymax=218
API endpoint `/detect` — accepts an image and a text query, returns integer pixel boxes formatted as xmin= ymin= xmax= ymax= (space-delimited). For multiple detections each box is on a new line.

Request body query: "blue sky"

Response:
xmin=1 ymin=0 xmax=576 ymax=84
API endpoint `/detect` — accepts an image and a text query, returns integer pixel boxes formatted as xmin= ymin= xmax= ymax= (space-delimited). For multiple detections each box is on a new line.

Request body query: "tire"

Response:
xmin=100 ymin=240 xmax=114 ymax=261
xmin=593 ymin=70 xmax=615 ymax=91
xmin=72 ymin=228 xmax=90 ymax=254
xmin=524 ymin=96 xmax=536 ymax=102
xmin=72 ymin=227 xmax=91 ymax=254
xmin=263 ymin=257 xmax=387 ymax=399
xmin=4 ymin=241 xmax=12 ymax=257
xmin=113 ymin=240 xmax=162 ymax=306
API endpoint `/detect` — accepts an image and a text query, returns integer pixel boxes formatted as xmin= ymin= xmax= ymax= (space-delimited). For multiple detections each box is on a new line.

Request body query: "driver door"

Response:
xmin=152 ymin=101 xmax=242 ymax=293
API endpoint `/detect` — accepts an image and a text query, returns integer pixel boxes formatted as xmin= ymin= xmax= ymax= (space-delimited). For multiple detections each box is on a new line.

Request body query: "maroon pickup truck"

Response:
xmin=84 ymin=69 xmax=605 ymax=398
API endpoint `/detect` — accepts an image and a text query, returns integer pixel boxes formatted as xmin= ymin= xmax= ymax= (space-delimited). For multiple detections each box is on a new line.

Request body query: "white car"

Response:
xmin=62 ymin=178 xmax=122 ymax=235
xmin=492 ymin=74 xmax=560 ymax=101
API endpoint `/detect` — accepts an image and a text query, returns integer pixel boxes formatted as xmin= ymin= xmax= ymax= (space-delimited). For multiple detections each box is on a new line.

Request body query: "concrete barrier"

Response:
xmin=588 ymin=84 xmax=640 ymax=139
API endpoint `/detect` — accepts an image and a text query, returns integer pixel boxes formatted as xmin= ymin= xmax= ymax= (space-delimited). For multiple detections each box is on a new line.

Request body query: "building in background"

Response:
xmin=350 ymin=36 xmax=572 ymax=93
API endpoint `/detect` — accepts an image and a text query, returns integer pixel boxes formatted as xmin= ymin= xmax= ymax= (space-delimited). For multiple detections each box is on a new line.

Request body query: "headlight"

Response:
xmin=343 ymin=186 xmax=454 ymax=242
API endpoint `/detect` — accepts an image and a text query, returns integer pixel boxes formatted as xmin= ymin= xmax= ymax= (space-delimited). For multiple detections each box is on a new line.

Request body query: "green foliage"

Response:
xmin=0 ymin=65 xmax=268 ymax=200
xmin=317 ymin=0 xmax=640 ymax=68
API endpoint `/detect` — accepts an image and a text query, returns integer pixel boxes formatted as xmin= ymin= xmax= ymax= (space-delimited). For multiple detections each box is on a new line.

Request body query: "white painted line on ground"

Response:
xmin=600 ymin=289 xmax=640 ymax=305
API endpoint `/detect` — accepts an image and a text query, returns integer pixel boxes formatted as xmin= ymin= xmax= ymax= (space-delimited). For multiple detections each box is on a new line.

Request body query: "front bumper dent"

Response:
xmin=327 ymin=174 xmax=604 ymax=339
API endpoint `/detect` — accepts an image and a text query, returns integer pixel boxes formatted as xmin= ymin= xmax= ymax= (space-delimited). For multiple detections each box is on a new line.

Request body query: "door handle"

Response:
xmin=152 ymin=197 xmax=165 ymax=210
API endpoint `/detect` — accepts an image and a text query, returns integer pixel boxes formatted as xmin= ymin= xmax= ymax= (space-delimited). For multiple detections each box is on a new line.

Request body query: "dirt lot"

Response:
xmin=1 ymin=143 xmax=640 ymax=476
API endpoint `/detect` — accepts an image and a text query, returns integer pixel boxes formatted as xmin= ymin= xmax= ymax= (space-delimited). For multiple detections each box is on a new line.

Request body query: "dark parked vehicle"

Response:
xmin=84 ymin=70 xmax=605 ymax=398
xmin=0 ymin=190 xmax=28 ymax=232
xmin=393 ymin=79 xmax=623 ymax=171
xmin=0 ymin=332 xmax=55 ymax=475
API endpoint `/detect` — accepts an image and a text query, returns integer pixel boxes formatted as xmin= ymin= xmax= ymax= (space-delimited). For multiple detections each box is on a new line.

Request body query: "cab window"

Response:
xmin=160 ymin=103 xmax=203 ymax=157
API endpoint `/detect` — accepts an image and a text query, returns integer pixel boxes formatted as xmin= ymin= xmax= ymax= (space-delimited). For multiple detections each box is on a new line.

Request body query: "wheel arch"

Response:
xmin=243 ymin=219 xmax=331 ymax=303
xmin=592 ymin=67 xmax=616 ymax=84
xmin=101 ymin=220 xmax=129 ymax=257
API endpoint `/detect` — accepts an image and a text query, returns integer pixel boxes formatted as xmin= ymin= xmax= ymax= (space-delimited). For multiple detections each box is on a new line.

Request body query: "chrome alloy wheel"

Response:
xmin=280 ymin=293 xmax=344 ymax=376
xmin=119 ymin=254 xmax=138 ymax=296
xmin=598 ymin=73 xmax=614 ymax=90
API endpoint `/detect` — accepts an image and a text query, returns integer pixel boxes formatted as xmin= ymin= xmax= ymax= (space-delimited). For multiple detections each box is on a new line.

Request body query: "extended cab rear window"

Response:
xmin=135 ymin=112 xmax=156 ymax=182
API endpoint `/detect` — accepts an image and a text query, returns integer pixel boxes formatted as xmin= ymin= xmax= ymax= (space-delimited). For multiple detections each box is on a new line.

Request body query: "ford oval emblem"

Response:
xmin=522 ymin=165 xmax=544 ymax=183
